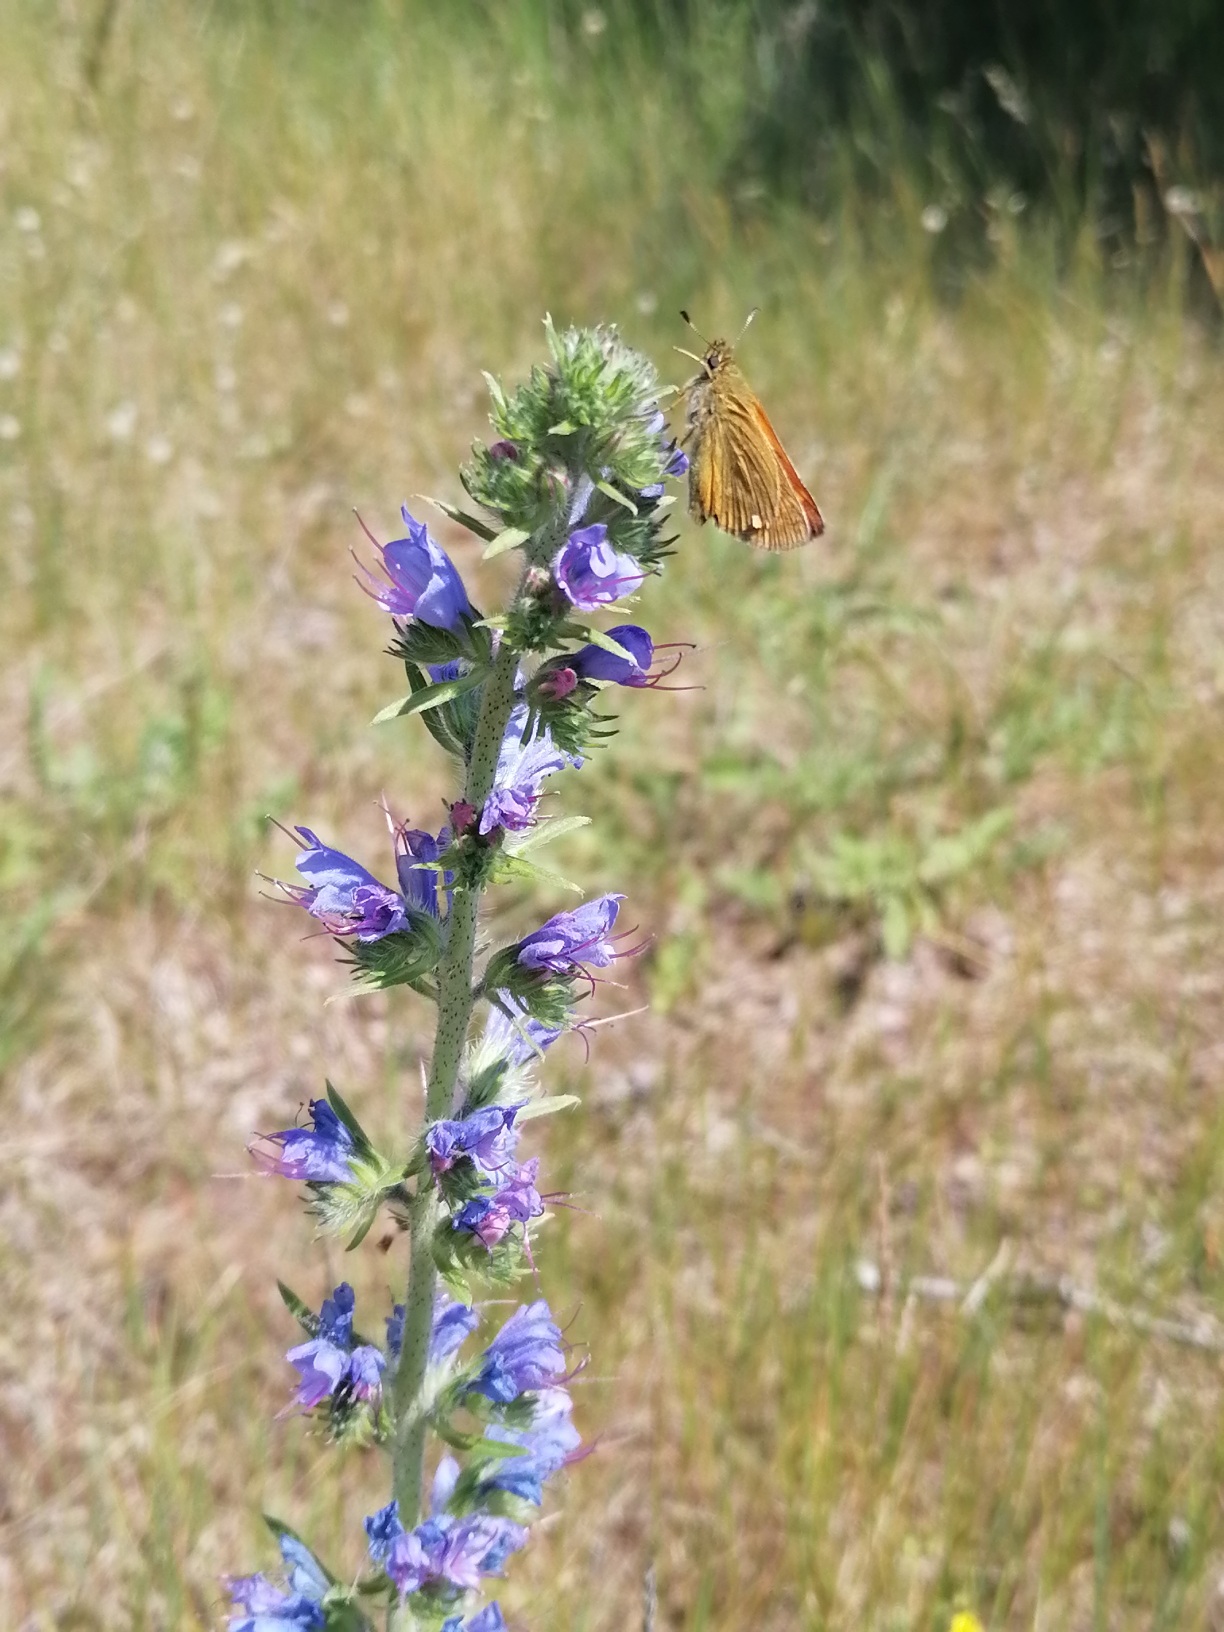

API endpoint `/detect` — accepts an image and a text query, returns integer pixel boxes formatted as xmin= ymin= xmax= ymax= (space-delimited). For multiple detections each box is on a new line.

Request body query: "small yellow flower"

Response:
xmin=950 ymin=1615 xmax=985 ymax=1632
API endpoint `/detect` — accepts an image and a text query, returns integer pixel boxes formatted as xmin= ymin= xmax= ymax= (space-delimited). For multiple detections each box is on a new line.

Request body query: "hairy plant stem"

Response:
xmin=389 ymin=636 xmax=522 ymax=1540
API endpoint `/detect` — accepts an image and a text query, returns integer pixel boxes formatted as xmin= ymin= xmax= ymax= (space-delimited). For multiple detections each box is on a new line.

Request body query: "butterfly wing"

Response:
xmin=745 ymin=396 xmax=824 ymax=549
xmin=688 ymin=370 xmax=823 ymax=552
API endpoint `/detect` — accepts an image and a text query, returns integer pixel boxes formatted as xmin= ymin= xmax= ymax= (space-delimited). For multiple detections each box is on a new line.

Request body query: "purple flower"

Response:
xmin=283 ymin=828 xmax=406 ymax=941
xmin=480 ymin=703 xmax=580 ymax=836
xmin=516 ymin=894 xmax=622 ymax=975
xmin=285 ymin=1283 xmax=386 ymax=1409
xmin=640 ymin=441 xmax=690 ymax=499
xmin=453 ymin=1158 xmax=544 ymax=1248
xmin=226 ymin=1534 xmax=329 ymax=1630
xmin=483 ymin=996 xmax=565 ymax=1067
xmin=425 ymin=1105 xmax=521 ymax=1178
xmin=356 ymin=508 xmax=474 ymax=632
xmin=468 ymin=1300 xmax=567 ymax=1405
xmin=484 ymin=1386 xmax=581 ymax=1503
xmin=553 ymin=523 xmax=643 ymax=611
xmin=395 ymin=824 xmax=452 ymax=919
xmin=386 ymin=1293 xmax=478 ymax=1364
xmin=251 ymin=1099 xmax=356 ymax=1183
xmin=365 ymin=1504 xmax=526 ymax=1596
xmin=569 ymin=624 xmax=654 ymax=686
xmin=443 ymin=1607 xmax=507 ymax=1632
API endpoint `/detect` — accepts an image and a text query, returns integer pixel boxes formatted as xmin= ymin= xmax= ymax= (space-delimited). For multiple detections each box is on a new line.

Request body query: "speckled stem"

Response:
xmin=389 ymin=636 xmax=521 ymax=1533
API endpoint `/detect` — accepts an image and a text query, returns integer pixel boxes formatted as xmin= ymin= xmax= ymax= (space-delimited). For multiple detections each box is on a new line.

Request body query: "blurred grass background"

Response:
xmin=2 ymin=1 xmax=1224 ymax=1627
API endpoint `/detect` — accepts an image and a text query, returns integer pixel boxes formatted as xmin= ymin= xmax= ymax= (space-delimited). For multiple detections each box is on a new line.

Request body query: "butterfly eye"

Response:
xmin=705 ymin=352 xmax=719 ymax=370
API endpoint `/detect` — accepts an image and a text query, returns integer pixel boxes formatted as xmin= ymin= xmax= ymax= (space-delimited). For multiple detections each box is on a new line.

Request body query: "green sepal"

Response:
xmin=480 ymin=960 xmax=577 ymax=1029
xmin=387 ymin=617 xmax=471 ymax=669
xmin=372 ymin=666 xmax=490 ymax=726
xmin=432 ymin=1215 xmax=531 ymax=1288
xmin=596 ymin=478 xmax=637 ymax=514
xmin=483 ymin=525 xmax=531 ymax=560
xmin=340 ymin=914 xmax=443 ymax=994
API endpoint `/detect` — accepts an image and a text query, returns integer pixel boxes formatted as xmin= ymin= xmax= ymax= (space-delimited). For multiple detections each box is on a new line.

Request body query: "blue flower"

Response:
xmin=553 ymin=523 xmax=643 ymax=611
xmin=570 ymin=623 xmax=654 ymax=686
xmin=483 ymin=1386 xmax=581 ymax=1504
xmin=386 ymin=1293 xmax=478 ymax=1364
xmin=283 ymin=828 xmax=406 ymax=941
xmin=364 ymin=1502 xmax=526 ymax=1596
xmin=453 ymin=1158 xmax=543 ymax=1248
xmin=356 ymin=508 xmax=474 ymax=632
xmin=640 ymin=441 xmax=689 ymax=498
xmin=516 ymin=894 xmax=622 ymax=975
xmin=425 ymin=1105 xmax=521 ymax=1178
xmin=285 ymin=1283 xmax=386 ymax=1409
xmin=482 ymin=995 xmax=565 ymax=1066
xmin=442 ymin=1606 xmax=507 ymax=1632
xmin=251 ymin=1099 xmax=356 ymax=1183
xmin=480 ymin=703 xmax=580 ymax=836
xmin=467 ymin=1300 xmax=567 ymax=1405
xmin=395 ymin=823 xmax=453 ymax=918
xmin=226 ymin=1534 xmax=329 ymax=1630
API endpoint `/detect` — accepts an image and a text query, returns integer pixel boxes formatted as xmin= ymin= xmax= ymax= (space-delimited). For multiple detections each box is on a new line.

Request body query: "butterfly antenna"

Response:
xmin=735 ymin=306 xmax=760 ymax=346
xmin=679 ymin=308 xmax=712 ymax=348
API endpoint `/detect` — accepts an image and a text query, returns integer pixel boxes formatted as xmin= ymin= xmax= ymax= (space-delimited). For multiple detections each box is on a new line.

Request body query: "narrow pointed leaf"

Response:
xmin=483 ymin=526 xmax=531 ymax=560
xmin=372 ymin=667 xmax=490 ymax=725
xmin=325 ymin=1081 xmax=373 ymax=1152
xmin=504 ymin=815 xmax=591 ymax=857
xmin=419 ymin=495 xmax=500 ymax=543
xmin=596 ymin=479 xmax=638 ymax=514
xmin=516 ymin=1094 xmax=581 ymax=1121
xmin=575 ymin=625 xmax=634 ymax=662
xmin=277 ymin=1280 xmax=318 ymax=1332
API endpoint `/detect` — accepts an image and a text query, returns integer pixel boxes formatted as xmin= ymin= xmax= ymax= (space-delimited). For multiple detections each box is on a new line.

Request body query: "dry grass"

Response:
xmin=3 ymin=4 xmax=1224 ymax=1629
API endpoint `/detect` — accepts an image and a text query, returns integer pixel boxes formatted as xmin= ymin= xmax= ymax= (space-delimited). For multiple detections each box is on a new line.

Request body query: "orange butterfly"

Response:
xmin=678 ymin=309 xmax=824 ymax=552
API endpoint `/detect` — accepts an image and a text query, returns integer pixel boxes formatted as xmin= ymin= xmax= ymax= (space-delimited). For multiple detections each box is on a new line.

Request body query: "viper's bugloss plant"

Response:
xmin=230 ymin=321 xmax=689 ymax=1631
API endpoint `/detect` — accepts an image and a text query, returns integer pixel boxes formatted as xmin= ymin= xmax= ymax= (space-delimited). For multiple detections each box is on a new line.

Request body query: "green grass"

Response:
xmin=2 ymin=3 xmax=1224 ymax=1628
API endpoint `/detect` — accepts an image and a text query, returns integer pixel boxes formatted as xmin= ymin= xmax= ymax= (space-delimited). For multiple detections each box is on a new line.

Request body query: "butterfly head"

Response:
xmin=700 ymin=340 xmax=734 ymax=377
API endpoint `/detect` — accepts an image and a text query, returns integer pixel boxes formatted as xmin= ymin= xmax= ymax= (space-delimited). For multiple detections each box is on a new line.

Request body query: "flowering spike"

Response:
xmin=226 ymin=323 xmax=705 ymax=1630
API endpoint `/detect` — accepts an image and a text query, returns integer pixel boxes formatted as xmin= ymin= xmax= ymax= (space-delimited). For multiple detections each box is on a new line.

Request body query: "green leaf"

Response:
xmin=420 ymin=495 xmax=499 ymax=543
xmin=503 ymin=814 xmax=590 ymax=856
xmin=547 ymin=419 xmax=576 ymax=435
xmin=277 ymin=1280 xmax=318 ymax=1332
xmin=516 ymin=1094 xmax=581 ymax=1121
xmin=481 ymin=371 xmax=507 ymax=416
xmin=596 ymin=479 xmax=638 ymax=514
xmin=573 ymin=625 xmax=634 ymax=662
xmin=372 ymin=667 xmax=490 ymax=725
xmin=488 ymin=852 xmax=583 ymax=893
xmin=325 ymin=1081 xmax=372 ymax=1152
xmin=483 ymin=525 xmax=531 ymax=560
xmin=345 ymin=1210 xmax=378 ymax=1252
